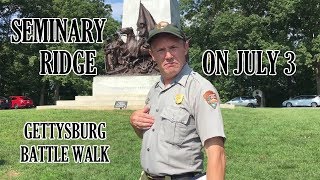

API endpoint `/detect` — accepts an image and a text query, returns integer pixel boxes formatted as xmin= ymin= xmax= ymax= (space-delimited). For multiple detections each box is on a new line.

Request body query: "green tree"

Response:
xmin=0 ymin=0 xmax=120 ymax=105
xmin=287 ymin=0 xmax=320 ymax=94
xmin=180 ymin=0 xmax=317 ymax=106
xmin=0 ymin=0 xmax=54 ymax=102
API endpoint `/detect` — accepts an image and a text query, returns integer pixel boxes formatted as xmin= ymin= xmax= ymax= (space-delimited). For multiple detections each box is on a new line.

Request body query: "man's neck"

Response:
xmin=163 ymin=77 xmax=173 ymax=87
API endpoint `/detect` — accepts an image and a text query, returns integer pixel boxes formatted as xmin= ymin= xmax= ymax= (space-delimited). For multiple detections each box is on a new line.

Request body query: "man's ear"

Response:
xmin=184 ymin=40 xmax=190 ymax=56
xmin=149 ymin=49 xmax=156 ymax=61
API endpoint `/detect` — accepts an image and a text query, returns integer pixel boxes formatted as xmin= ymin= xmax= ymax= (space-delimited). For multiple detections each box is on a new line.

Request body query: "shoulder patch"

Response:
xmin=203 ymin=90 xmax=218 ymax=109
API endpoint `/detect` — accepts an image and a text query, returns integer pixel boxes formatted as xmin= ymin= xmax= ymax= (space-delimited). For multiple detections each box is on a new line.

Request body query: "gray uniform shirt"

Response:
xmin=141 ymin=64 xmax=226 ymax=176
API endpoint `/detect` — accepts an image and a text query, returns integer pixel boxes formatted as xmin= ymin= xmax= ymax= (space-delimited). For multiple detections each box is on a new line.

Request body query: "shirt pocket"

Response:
xmin=159 ymin=106 xmax=190 ymax=145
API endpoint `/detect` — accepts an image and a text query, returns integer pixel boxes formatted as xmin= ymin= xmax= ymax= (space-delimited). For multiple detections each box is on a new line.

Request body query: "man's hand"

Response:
xmin=130 ymin=106 xmax=154 ymax=138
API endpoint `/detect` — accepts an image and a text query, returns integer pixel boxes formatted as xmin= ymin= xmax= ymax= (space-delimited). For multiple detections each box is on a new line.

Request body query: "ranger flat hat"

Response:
xmin=147 ymin=21 xmax=185 ymax=43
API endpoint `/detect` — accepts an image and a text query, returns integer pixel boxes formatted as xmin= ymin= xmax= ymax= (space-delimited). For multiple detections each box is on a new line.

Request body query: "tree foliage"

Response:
xmin=1 ymin=1 xmax=319 ymax=107
xmin=0 ymin=0 xmax=120 ymax=105
xmin=181 ymin=0 xmax=319 ymax=106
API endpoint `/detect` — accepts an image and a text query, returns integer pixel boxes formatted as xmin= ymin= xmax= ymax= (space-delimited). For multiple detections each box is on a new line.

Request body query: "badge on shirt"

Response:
xmin=175 ymin=94 xmax=184 ymax=104
xmin=203 ymin=90 xmax=218 ymax=109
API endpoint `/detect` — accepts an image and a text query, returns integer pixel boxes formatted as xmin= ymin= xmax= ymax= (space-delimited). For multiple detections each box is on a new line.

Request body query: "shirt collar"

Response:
xmin=172 ymin=63 xmax=192 ymax=87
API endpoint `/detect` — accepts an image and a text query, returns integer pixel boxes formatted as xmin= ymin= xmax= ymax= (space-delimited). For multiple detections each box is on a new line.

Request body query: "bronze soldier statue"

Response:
xmin=104 ymin=37 xmax=114 ymax=72
xmin=103 ymin=3 xmax=158 ymax=75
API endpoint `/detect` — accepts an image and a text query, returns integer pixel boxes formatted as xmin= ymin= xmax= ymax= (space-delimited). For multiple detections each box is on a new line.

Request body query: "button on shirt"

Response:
xmin=141 ymin=64 xmax=226 ymax=176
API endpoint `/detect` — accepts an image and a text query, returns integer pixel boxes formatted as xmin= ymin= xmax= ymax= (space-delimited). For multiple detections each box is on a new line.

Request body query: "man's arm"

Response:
xmin=130 ymin=106 xmax=154 ymax=138
xmin=205 ymin=137 xmax=226 ymax=180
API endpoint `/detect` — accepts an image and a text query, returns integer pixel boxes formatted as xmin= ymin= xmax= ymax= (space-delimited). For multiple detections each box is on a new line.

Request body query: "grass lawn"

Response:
xmin=0 ymin=108 xmax=320 ymax=180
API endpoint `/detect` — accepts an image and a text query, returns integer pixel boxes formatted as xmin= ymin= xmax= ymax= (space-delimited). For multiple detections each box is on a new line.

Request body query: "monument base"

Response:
xmin=36 ymin=75 xmax=235 ymax=110
xmin=36 ymin=75 xmax=160 ymax=110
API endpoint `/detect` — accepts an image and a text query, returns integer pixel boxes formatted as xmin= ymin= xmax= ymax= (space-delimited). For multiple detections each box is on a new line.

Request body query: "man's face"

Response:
xmin=149 ymin=34 xmax=188 ymax=83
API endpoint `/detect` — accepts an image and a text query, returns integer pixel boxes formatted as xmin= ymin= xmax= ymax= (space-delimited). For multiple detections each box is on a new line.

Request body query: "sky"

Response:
xmin=105 ymin=0 xmax=124 ymax=21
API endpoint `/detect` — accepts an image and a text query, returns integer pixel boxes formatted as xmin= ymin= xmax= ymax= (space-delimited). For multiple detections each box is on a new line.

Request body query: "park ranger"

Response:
xmin=130 ymin=21 xmax=226 ymax=180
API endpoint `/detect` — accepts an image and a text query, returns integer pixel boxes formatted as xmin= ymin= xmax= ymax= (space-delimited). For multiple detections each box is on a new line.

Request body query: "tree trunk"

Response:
xmin=316 ymin=62 xmax=320 ymax=95
xmin=53 ymin=81 xmax=60 ymax=105
xmin=39 ymin=82 xmax=46 ymax=105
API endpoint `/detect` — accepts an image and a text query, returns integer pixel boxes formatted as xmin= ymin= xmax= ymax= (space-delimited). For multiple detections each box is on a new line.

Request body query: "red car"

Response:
xmin=9 ymin=96 xmax=34 ymax=109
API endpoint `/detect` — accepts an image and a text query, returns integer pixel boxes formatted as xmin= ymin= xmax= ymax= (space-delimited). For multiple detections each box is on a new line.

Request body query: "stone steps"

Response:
xmin=36 ymin=75 xmax=235 ymax=110
xmin=36 ymin=105 xmax=142 ymax=110
xmin=56 ymin=99 xmax=145 ymax=106
xmin=74 ymin=95 xmax=146 ymax=101
xmin=36 ymin=75 xmax=159 ymax=110
xmin=37 ymin=101 xmax=234 ymax=110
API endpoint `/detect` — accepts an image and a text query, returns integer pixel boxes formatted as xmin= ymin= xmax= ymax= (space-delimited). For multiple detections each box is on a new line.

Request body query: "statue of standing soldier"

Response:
xmin=104 ymin=37 xmax=114 ymax=72
xmin=104 ymin=33 xmax=125 ymax=73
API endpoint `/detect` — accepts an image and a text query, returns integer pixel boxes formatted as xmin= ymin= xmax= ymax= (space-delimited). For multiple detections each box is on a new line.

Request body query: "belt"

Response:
xmin=146 ymin=172 xmax=197 ymax=180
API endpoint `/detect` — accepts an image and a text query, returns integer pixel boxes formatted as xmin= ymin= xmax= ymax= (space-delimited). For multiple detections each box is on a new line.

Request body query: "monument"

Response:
xmin=37 ymin=0 xmax=181 ymax=110
xmin=103 ymin=0 xmax=180 ymax=75
xmin=252 ymin=89 xmax=265 ymax=107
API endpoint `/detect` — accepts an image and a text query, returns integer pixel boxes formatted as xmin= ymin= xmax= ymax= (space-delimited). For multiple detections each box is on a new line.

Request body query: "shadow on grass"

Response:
xmin=0 ymin=159 xmax=6 ymax=166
